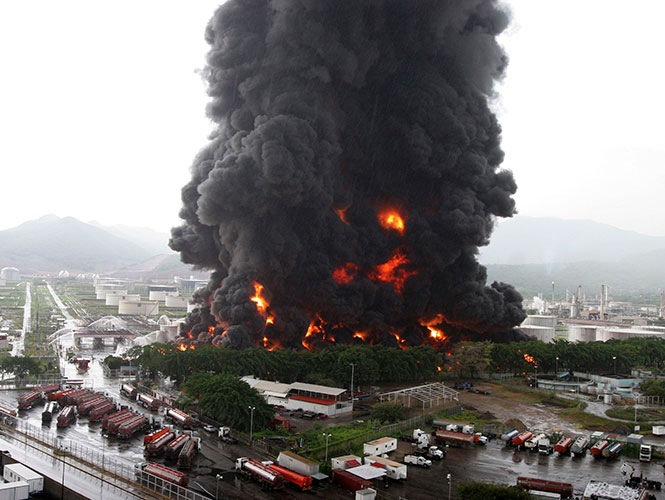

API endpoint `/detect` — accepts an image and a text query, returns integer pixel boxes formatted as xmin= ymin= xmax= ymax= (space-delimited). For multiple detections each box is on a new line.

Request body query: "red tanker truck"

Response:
xmin=135 ymin=462 xmax=189 ymax=488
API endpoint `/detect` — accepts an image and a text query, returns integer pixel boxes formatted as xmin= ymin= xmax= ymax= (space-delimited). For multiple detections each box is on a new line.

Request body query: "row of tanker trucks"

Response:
xmin=142 ymin=427 xmax=200 ymax=470
xmin=500 ymin=428 xmax=625 ymax=460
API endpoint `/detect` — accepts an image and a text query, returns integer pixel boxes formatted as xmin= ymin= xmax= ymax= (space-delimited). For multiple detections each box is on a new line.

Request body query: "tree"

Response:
xmin=183 ymin=372 xmax=273 ymax=432
xmin=370 ymin=402 xmax=405 ymax=423
xmin=103 ymin=356 xmax=123 ymax=370
xmin=457 ymin=481 xmax=533 ymax=500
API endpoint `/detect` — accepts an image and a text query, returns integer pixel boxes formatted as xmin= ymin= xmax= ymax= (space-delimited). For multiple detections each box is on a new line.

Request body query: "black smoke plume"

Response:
xmin=170 ymin=0 xmax=526 ymax=349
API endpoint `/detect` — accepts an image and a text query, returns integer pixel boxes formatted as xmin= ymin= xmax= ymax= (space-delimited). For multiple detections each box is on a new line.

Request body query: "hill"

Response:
xmin=479 ymin=216 xmax=665 ymax=265
xmin=0 ymin=215 xmax=152 ymax=273
xmin=88 ymin=221 xmax=171 ymax=256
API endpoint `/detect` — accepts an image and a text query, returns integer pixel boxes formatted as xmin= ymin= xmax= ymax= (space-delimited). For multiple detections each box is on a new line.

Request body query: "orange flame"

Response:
xmin=523 ymin=353 xmax=535 ymax=364
xmin=437 ymin=366 xmax=443 ymax=372
xmin=177 ymin=343 xmax=195 ymax=351
xmin=333 ymin=262 xmax=359 ymax=285
xmin=368 ymin=248 xmax=417 ymax=293
xmin=251 ymin=281 xmax=275 ymax=326
xmin=353 ymin=331 xmax=368 ymax=342
xmin=334 ymin=204 xmax=351 ymax=225
xmin=378 ymin=209 xmax=405 ymax=234
xmin=419 ymin=315 xmax=447 ymax=341
xmin=186 ymin=331 xmax=193 ymax=339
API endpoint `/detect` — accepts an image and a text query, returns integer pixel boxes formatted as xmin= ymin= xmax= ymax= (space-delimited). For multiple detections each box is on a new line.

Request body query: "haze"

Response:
xmin=0 ymin=0 xmax=663 ymax=236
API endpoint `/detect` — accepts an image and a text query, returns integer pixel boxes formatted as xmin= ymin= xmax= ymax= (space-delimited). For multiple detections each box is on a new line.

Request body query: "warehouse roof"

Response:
xmin=290 ymin=382 xmax=346 ymax=396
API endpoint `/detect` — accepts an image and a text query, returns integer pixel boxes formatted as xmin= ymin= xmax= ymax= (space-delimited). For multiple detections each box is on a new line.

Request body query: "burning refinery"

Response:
xmin=170 ymin=0 xmax=527 ymax=352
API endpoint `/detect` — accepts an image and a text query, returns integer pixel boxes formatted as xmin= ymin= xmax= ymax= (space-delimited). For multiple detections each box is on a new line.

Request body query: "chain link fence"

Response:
xmin=0 ymin=416 xmax=209 ymax=500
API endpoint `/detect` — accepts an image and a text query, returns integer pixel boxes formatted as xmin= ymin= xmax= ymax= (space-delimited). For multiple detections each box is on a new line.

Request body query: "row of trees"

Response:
xmin=447 ymin=337 xmax=665 ymax=378
xmin=0 ymin=355 xmax=43 ymax=378
xmin=127 ymin=343 xmax=444 ymax=388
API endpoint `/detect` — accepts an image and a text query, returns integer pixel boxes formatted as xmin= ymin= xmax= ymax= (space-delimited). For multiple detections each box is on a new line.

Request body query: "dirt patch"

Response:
xmin=504 ymin=418 xmax=527 ymax=431
xmin=477 ymin=411 xmax=497 ymax=420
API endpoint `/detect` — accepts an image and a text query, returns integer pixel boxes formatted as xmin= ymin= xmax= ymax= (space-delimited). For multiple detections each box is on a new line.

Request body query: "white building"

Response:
xmin=0 ymin=267 xmax=19 ymax=281
xmin=118 ymin=299 xmax=159 ymax=316
xmin=242 ymin=376 xmax=351 ymax=416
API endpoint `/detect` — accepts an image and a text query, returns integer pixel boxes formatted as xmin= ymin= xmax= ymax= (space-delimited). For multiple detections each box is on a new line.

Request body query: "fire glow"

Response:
xmin=419 ymin=315 xmax=447 ymax=341
xmin=250 ymin=281 xmax=275 ymax=325
xmin=333 ymin=204 xmax=351 ymax=225
xmin=523 ymin=352 xmax=535 ymax=364
xmin=368 ymin=248 xmax=417 ymax=293
xmin=333 ymin=262 xmax=359 ymax=285
xmin=377 ymin=208 xmax=405 ymax=234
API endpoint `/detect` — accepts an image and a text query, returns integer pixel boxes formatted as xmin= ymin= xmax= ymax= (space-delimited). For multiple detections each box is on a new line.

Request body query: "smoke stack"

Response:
xmin=170 ymin=0 xmax=525 ymax=349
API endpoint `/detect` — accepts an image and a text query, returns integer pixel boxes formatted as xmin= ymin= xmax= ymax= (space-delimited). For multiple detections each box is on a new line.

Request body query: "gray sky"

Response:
xmin=1 ymin=1 xmax=663 ymax=235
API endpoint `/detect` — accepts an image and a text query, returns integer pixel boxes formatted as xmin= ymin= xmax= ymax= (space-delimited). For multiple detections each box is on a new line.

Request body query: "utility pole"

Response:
xmin=350 ymin=363 xmax=355 ymax=413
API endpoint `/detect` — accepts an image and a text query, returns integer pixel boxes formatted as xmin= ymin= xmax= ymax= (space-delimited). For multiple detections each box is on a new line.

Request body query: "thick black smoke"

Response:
xmin=171 ymin=0 xmax=526 ymax=349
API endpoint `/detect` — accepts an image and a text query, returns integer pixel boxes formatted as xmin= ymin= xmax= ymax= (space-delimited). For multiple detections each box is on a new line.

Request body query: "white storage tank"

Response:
xmin=118 ymin=300 xmax=159 ymax=316
xmin=149 ymin=290 xmax=180 ymax=302
xmin=521 ymin=315 xmax=557 ymax=328
xmin=0 ymin=267 xmax=20 ymax=281
xmin=104 ymin=291 xmax=129 ymax=305
xmin=187 ymin=303 xmax=199 ymax=313
xmin=106 ymin=293 xmax=140 ymax=306
xmin=165 ymin=295 xmax=188 ymax=308
xmin=568 ymin=325 xmax=598 ymax=343
xmin=603 ymin=394 xmax=612 ymax=404
xmin=519 ymin=325 xmax=555 ymax=343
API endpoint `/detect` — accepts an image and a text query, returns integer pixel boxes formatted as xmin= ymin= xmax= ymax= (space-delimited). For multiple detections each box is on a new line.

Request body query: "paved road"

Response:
xmin=11 ymin=282 xmax=30 ymax=357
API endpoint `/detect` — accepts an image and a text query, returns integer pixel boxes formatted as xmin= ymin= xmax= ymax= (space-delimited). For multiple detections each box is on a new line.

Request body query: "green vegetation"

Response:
xmin=559 ymin=401 xmax=618 ymax=430
xmin=103 ymin=355 xmax=123 ymax=370
xmin=457 ymin=481 xmax=534 ymax=500
xmin=370 ymin=402 xmax=406 ymax=423
xmin=0 ymin=355 xmax=43 ymax=378
xmin=486 ymin=337 xmax=665 ymax=375
xmin=606 ymin=405 xmax=665 ymax=422
xmin=127 ymin=343 xmax=444 ymax=387
xmin=181 ymin=372 xmax=273 ymax=432
xmin=639 ymin=379 xmax=665 ymax=400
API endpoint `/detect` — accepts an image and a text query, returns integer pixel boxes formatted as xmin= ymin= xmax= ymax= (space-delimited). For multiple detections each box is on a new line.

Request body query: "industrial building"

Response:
xmin=0 ymin=267 xmax=19 ymax=281
xmin=241 ymin=376 xmax=352 ymax=416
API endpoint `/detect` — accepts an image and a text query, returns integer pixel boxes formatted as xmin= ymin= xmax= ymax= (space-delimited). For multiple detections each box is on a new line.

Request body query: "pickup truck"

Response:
xmin=404 ymin=455 xmax=432 ymax=468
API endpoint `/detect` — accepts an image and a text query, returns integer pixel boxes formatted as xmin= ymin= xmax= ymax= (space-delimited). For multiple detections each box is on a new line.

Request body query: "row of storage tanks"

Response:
xmin=519 ymin=315 xmax=665 ymax=343
xmin=94 ymin=283 xmax=196 ymax=316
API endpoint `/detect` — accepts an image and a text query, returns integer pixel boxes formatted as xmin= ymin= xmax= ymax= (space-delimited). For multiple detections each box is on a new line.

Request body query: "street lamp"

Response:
xmin=323 ymin=433 xmax=332 ymax=463
xmin=349 ymin=363 xmax=355 ymax=413
xmin=534 ymin=364 xmax=538 ymax=388
xmin=446 ymin=473 xmax=452 ymax=500
xmin=613 ymin=356 xmax=617 ymax=374
xmin=215 ymin=474 xmax=223 ymax=499
xmin=248 ymin=406 xmax=256 ymax=443
xmin=555 ymin=357 xmax=559 ymax=377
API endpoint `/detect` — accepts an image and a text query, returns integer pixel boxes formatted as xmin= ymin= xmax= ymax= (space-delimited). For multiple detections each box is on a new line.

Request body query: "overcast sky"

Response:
xmin=1 ymin=1 xmax=663 ymax=236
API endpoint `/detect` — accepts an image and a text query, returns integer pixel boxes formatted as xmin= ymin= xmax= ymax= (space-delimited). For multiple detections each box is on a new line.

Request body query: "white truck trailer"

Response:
xmin=2 ymin=464 xmax=43 ymax=494
xmin=363 ymin=437 xmax=397 ymax=456
xmin=0 ymin=481 xmax=29 ymax=500
xmin=363 ymin=456 xmax=407 ymax=481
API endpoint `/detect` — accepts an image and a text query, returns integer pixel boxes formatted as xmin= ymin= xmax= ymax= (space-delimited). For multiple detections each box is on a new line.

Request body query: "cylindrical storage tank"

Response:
xmin=161 ymin=324 xmax=179 ymax=341
xmin=187 ymin=303 xmax=199 ymax=313
xmin=107 ymin=293 xmax=140 ymax=306
xmin=521 ymin=315 xmax=557 ymax=328
xmin=0 ymin=267 xmax=20 ymax=281
xmin=165 ymin=295 xmax=187 ymax=308
xmin=568 ymin=325 xmax=598 ymax=343
xmin=118 ymin=300 xmax=159 ymax=316
xmin=104 ymin=291 xmax=128 ymax=305
xmin=603 ymin=394 xmax=612 ymax=404
xmin=570 ymin=304 xmax=579 ymax=318
xmin=519 ymin=326 xmax=555 ymax=343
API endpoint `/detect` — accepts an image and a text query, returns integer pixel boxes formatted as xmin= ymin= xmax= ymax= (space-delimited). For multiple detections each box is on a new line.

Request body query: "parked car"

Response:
xmin=203 ymin=425 xmax=216 ymax=433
